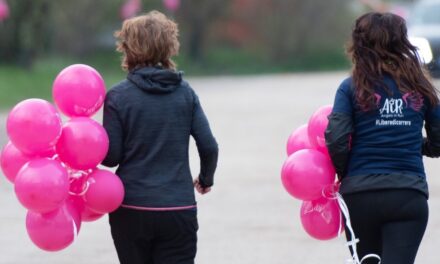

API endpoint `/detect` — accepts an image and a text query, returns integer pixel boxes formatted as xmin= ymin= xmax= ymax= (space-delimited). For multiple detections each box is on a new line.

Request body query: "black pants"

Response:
xmin=343 ymin=189 xmax=428 ymax=264
xmin=109 ymin=207 xmax=198 ymax=264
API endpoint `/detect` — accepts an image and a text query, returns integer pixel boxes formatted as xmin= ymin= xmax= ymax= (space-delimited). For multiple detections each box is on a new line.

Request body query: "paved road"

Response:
xmin=1 ymin=72 xmax=439 ymax=264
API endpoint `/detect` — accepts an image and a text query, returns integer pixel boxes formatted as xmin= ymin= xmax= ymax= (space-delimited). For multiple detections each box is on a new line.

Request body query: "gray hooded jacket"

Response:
xmin=102 ymin=66 xmax=218 ymax=208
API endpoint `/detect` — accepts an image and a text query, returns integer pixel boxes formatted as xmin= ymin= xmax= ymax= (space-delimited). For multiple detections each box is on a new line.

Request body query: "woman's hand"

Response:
xmin=193 ymin=178 xmax=211 ymax=195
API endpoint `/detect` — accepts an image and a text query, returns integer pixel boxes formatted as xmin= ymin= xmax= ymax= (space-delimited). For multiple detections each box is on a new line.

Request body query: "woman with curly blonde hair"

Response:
xmin=102 ymin=11 xmax=219 ymax=264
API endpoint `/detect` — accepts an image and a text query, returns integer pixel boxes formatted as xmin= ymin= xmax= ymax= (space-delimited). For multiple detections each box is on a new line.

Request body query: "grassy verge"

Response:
xmin=0 ymin=48 xmax=350 ymax=110
xmin=0 ymin=54 xmax=125 ymax=110
xmin=176 ymin=47 xmax=350 ymax=75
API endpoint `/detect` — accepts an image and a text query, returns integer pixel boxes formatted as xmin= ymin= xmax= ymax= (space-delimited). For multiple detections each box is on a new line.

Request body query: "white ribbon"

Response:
xmin=72 ymin=218 xmax=78 ymax=241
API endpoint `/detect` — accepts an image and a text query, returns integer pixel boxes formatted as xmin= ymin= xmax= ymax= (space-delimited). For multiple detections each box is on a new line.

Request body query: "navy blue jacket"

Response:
xmin=102 ymin=67 xmax=218 ymax=207
xmin=325 ymin=76 xmax=440 ymax=198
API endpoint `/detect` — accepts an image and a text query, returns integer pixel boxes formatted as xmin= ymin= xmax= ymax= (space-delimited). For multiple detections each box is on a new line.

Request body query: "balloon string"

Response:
xmin=335 ymin=192 xmax=381 ymax=264
xmin=72 ymin=219 xmax=78 ymax=241
xmin=321 ymin=183 xmax=339 ymax=200
xmin=338 ymin=206 xmax=343 ymax=239
xmin=68 ymin=181 xmax=90 ymax=196
xmin=320 ymin=184 xmax=345 ymax=238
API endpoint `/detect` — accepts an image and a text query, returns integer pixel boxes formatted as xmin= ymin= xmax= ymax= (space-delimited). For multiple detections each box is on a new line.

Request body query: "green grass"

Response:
xmin=0 ymin=54 xmax=125 ymax=110
xmin=282 ymin=50 xmax=351 ymax=71
xmin=0 ymin=48 xmax=350 ymax=110
xmin=175 ymin=48 xmax=285 ymax=75
xmin=0 ymin=64 xmax=57 ymax=109
xmin=176 ymin=47 xmax=350 ymax=75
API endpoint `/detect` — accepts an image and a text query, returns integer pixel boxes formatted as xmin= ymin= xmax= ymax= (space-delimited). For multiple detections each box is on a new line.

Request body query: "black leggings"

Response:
xmin=343 ymin=189 xmax=428 ymax=264
xmin=109 ymin=207 xmax=198 ymax=264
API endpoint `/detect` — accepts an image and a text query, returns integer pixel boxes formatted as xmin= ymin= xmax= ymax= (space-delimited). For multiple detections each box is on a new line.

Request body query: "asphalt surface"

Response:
xmin=0 ymin=72 xmax=439 ymax=264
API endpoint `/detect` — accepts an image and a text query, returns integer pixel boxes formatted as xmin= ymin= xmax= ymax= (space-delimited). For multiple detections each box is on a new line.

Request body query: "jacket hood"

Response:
xmin=127 ymin=67 xmax=183 ymax=94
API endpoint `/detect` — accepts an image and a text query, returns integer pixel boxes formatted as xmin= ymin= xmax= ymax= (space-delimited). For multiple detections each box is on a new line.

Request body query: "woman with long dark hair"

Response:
xmin=325 ymin=12 xmax=440 ymax=264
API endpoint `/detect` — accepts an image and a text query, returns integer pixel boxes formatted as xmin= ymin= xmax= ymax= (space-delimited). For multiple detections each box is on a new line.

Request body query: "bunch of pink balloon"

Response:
xmin=281 ymin=105 xmax=343 ymax=240
xmin=0 ymin=64 xmax=124 ymax=252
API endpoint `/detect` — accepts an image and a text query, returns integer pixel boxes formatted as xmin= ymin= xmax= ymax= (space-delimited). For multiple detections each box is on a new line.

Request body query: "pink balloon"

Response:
xmin=69 ymin=173 xmax=89 ymax=195
xmin=7 ymin=99 xmax=62 ymax=156
xmin=0 ymin=0 xmax=9 ymax=21
xmin=281 ymin=149 xmax=335 ymax=201
xmin=15 ymin=158 xmax=69 ymax=213
xmin=82 ymin=206 xmax=104 ymax=222
xmin=84 ymin=169 xmax=124 ymax=214
xmin=163 ymin=0 xmax=180 ymax=12
xmin=300 ymin=197 xmax=343 ymax=240
xmin=0 ymin=141 xmax=32 ymax=183
xmin=286 ymin=124 xmax=312 ymax=156
xmin=56 ymin=117 xmax=109 ymax=170
xmin=53 ymin=64 xmax=106 ymax=117
xmin=308 ymin=105 xmax=333 ymax=154
xmin=120 ymin=0 xmax=141 ymax=20
xmin=39 ymin=147 xmax=57 ymax=158
xmin=1 ymin=141 xmax=57 ymax=183
xmin=69 ymin=195 xmax=104 ymax=222
xmin=65 ymin=196 xmax=82 ymax=231
xmin=26 ymin=203 xmax=77 ymax=252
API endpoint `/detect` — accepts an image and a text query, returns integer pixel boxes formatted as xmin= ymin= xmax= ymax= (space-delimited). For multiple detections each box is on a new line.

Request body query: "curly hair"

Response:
xmin=114 ymin=10 xmax=180 ymax=71
xmin=347 ymin=12 xmax=438 ymax=111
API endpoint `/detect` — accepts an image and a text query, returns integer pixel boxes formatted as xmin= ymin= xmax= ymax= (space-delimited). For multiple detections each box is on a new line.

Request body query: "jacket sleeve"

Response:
xmin=324 ymin=81 xmax=354 ymax=180
xmin=190 ymin=91 xmax=219 ymax=188
xmin=325 ymin=113 xmax=353 ymax=180
xmin=423 ymin=104 xmax=440 ymax=158
xmin=102 ymin=90 xmax=124 ymax=167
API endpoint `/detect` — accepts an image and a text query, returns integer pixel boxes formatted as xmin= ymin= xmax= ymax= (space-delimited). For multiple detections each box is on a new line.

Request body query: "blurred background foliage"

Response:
xmin=0 ymin=0 xmax=416 ymax=108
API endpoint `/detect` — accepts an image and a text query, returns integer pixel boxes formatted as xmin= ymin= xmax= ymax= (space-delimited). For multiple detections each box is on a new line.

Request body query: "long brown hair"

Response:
xmin=114 ymin=10 xmax=180 ymax=71
xmin=347 ymin=12 xmax=438 ymax=110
